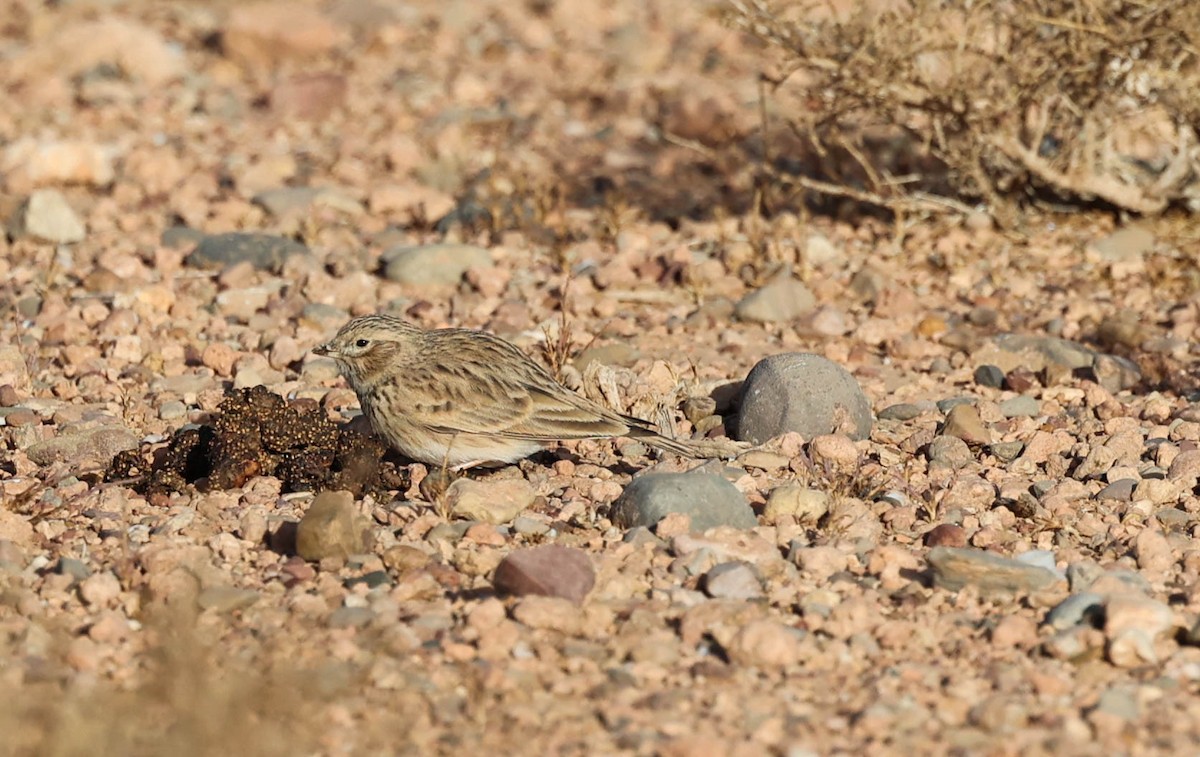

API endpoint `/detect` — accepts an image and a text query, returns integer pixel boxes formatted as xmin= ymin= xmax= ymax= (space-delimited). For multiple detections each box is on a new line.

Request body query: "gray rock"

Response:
xmin=703 ymin=561 xmax=764 ymax=600
xmin=295 ymin=491 xmax=370 ymax=561
xmin=988 ymin=441 xmax=1024 ymax=462
xmin=927 ymin=436 xmax=973 ymax=469
xmin=253 ymin=186 xmax=363 ymax=217
xmin=1089 ymin=353 xmax=1141 ymax=393
xmin=161 ymin=225 xmax=205 ymax=249
xmin=935 ymin=396 xmax=976 ymax=413
xmin=1096 ymin=479 xmax=1137 ymax=502
xmin=25 ymin=425 xmax=139 ymax=466
xmin=56 ymin=557 xmax=91 ymax=582
xmin=1044 ymin=592 xmax=1105 ymax=631
xmin=1093 ymin=687 xmax=1140 ymax=721
xmin=992 ymin=334 xmax=1096 ymax=370
xmin=186 ymin=232 xmax=309 ymax=272
xmin=734 ymin=275 xmax=817 ymax=323
xmin=927 ymin=546 xmax=1063 ymax=595
xmin=610 ymin=473 xmax=756 ymax=531
xmin=973 ymin=364 xmax=1004 ymax=388
xmin=493 ymin=545 xmax=595 ymax=603
xmin=877 ymin=403 xmax=927 ymax=421
xmin=998 ymin=395 xmax=1040 ymax=418
xmin=381 ymin=243 xmax=492 ymax=285
xmin=736 ymin=353 xmax=872 ymax=444
xmin=12 ymin=189 xmax=86 ymax=243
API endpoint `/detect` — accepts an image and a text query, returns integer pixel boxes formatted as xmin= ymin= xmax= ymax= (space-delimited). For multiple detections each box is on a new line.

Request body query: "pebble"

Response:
xmin=998 ymin=395 xmax=1040 ymax=418
xmin=926 ymin=435 xmax=973 ymax=468
xmin=11 ymin=189 xmax=86 ymax=243
xmin=1096 ymin=479 xmax=1136 ymax=502
xmin=196 ymin=586 xmax=261 ymax=613
xmin=728 ymin=619 xmax=804 ymax=668
xmin=295 ymin=490 xmax=370 ymax=561
xmin=78 ymin=571 xmax=122 ymax=608
xmin=877 ymin=403 xmax=926 ymax=421
xmin=573 ymin=343 xmax=642 ymax=371
xmin=56 ymin=557 xmax=91 ymax=582
xmin=988 ymin=441 xmax=1024 ymax=462
xmin=185 ymin=233 xmax=309 ymax=272
xmin=381 ymin=243 xmax=493 ymax=286
xmin=703 ymin=561 xmax=764 ymax=600
xmin=446 ymin=478 xmax=534 ymax=524
xmin=25 ymin=425 xmax=139 ymax=466
xmin=1044 ymin=592 xmax=1105 ymax=631
xmin=734 ymin=275 xmax=817 ymax=323
xmin=941 ymin=404 xmax=991 ymax=445
xmin=1133 ymin=528 xmax=1173 ymax=575
xmin=924 ymin=524 xmax=967 ymax=547
xmin=493 ymin=545 xmax=595 ymax=603
xmin=736 ymin=353 xmax=872 ymax=443
xmin=1104 ymin=594 xmax=1178 ymax=667
xmin=511 ymin=515 xmax=550 ymax=536
xmin=609 ymin=473 xmax=757 ymax=531
xmin=973 ymin=364 xmax=1005 ymax=388
xmin=762 ymin=485 xmax=828 ymax=526
xmin=927 ymin=546 xmax=1063 ymax=595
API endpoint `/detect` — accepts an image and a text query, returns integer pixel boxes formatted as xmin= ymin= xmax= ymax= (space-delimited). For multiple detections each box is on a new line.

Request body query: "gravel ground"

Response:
xmin=3 ymin=1 xmax=1200 ymax=755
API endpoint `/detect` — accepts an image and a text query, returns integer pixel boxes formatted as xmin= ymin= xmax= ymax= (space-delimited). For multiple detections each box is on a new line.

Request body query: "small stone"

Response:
xmin=681 ymin=396 xmax=718 ymax=426
xmin=734 ymin=275 xmax=817 ymax=323
xmin=988 ymin=441 xmax=1024 ymax=462
xmin=1133 ymin=528 xmax=1173 ymax=575
xmin=381 ymin=545 xmax=431 ymax=573
xmin=56 ymin=557 xmax=91 ymax=582
xmin=26 ymin=426 xmax=139 ymax=466
xmin=973 ymin=364 xmax=1005 ymax=388
xmin=270 ymin=73 xmax=349 ymax=120
xmin=1045 ymin=592 xmax=1105 ymax=631
xmin=78 ymin=571 xmax=122 ymax=608
xmin=1104 ymin=594 xmax=1178 ymax=667
xmin=0 ymin=384 xmax=18 ymax=407
xmin=736 ymin=353 xmax=872 ymax=443
xmin=328 ymin=606 xmax=375 ymax=629
xmin=728 ymin=619 xmax=803 ymax=667
xmin=610 ymin=473 xmax=757 ymax=531
xmin=295 ymin=490 xmax=370 ymax=561
xmin=158 ymin=400 xmax=187 ymax=421
xmin=381 ymin=243 xmax=493 ymax=286
xmin=877 ymin=403 xmax=926 ymax=421
xmin=12 ymin=189 xmax=86 ymax=243
xmin=186 ymin=233 xmax=309 ymax=272
xmin=763 ymin=485 xmax=828 ymax=526
xmin=927 ymin=436 xmax=973 ymax=468
xmin=998 ymin=395 xmax=1040 ymax=418
xmin=446 ymin=478 xmax=535 ymax=524
xmin=927 ymin=547 xmax=1063 ymax=595
xmin=1096 ymin=479 xmax=1137 ymax=502
xmin=924 ymin=524 xmax=967 ymax=547
xmin=196 ymin=586 xmax=261 ymax=613
xmin=573 ymin=343 xmax=642 ymax=371
xmin=493 ymin=545 xmax=595 ymax=603
xmin=941 ymin=404 xmax=991 ymax=445
xmin=512 ymin=515 xmax=550 ymax=536
xmin=702 ymin=561 xmax=764 ymax=600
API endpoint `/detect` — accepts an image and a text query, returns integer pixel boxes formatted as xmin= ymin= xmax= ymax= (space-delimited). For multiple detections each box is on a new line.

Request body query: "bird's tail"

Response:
xmin=632 ymin=428 xmax=748 ymax=460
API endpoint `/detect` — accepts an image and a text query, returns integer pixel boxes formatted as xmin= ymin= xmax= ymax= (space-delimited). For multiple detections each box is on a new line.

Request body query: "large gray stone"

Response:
xmin=610 ymin=473 xmax=757 ymax=531
xmin=736 ymin=353 xmax=872 ymax=443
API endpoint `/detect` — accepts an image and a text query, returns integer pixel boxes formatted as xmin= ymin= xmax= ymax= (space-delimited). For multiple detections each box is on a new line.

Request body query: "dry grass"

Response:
xmin=726 ymin=0 xmax=1200 ymax=223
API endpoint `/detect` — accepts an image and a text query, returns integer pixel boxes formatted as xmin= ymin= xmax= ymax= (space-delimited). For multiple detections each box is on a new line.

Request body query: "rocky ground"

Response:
xmin=2 ymin=1 xmax=1200 ymax=755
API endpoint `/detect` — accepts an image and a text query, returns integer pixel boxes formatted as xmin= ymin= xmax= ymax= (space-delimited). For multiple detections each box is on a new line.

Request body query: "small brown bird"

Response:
xmin=313 ymin=313 xmax=706 ymax=469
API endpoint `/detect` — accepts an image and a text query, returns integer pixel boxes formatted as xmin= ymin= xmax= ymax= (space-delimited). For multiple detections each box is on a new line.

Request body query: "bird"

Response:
xmin=312 ymin=313 xmax=715 ymax=469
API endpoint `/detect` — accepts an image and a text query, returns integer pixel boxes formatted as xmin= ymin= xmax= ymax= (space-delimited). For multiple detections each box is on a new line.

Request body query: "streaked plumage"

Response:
xmin=313 ymin=313 xmax=704 ymax=468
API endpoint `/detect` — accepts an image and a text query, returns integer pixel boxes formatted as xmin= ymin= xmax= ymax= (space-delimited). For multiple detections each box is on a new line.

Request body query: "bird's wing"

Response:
xmin=405 ymin=330 xmax=631 ymax=441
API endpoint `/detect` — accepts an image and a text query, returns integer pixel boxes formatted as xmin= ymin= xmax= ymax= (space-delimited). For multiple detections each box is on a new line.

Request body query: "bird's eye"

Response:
xmin=355 ymin=339 xmax=370 ymax=348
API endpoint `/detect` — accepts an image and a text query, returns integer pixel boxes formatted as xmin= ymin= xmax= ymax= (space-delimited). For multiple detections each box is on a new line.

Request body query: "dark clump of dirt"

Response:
xmin=107 ymin=385 xmax=405 ymax=498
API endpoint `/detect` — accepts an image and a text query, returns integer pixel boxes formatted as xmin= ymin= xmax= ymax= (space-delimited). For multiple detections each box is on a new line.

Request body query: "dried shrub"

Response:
xmin=727 ymin=0 xmax=1200 ymax=221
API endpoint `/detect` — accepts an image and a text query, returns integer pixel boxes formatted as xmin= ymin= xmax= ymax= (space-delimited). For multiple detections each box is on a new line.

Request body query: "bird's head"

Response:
xmin=313 ymin=313 xmax=420 ymax=387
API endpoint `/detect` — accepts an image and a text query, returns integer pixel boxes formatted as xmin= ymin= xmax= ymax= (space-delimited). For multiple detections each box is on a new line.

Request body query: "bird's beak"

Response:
xmin=312 ymin=342 xmax=333 ymax=357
